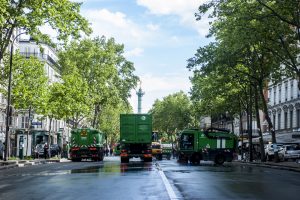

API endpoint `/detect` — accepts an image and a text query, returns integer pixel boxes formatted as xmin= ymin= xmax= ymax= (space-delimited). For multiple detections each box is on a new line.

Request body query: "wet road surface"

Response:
xmin=160 ymin=159 xmax=300 ymax=200
xmin=1 ymin=157 xmax=300 ymax=200
xmin=0 ymin=157 xmax=169 ymax=200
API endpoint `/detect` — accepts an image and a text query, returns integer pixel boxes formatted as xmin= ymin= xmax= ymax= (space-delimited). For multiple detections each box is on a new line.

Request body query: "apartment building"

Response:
xmin=267 ymin=78 xmax=300 ymax=143
xmin=13 ymin=38 xmax=72 ymax=157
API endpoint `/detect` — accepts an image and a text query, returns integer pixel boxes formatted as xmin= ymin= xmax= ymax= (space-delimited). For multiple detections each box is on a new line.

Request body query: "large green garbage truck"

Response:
xmin=178 ymin=128 xmax=237 ymax=165
xmin=70 ymin=128 xmax=105 ymax=162
xmin=120 ymin=114 xmax=152 ymax=163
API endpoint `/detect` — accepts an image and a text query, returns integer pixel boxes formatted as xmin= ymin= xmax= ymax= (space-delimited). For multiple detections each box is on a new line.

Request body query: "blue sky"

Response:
xmin=71 ymin=0 xmax=212 ymax=113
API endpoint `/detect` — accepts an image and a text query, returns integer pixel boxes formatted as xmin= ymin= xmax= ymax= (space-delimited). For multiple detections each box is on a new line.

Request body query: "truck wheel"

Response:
xmin=215 ymin=154 xmax=225 ymax=165
xmin=144 ymin=157 xmax=152 ymax=162
xmin=121 ymin=157 xmax=129 ymax=163
xmin=158 ymin=154 xmax=162 ymax=160
xmin=167 ymin=154 xmax=171 ymax=160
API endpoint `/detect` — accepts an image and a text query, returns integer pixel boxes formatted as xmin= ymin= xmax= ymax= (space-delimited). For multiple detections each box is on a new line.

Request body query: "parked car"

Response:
xmin=34 ymin=143 xmax=46 ymax=158
xmin=278 ymin=144 xmax=300 ymax=161
xmin=265 ymin=143 xmax=283 ymax=161
xmin=50 ymin=144 xmax=61 ymax=157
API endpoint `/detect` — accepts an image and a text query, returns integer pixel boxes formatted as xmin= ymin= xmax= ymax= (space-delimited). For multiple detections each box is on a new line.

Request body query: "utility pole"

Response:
xmin=4 ymin=31 xmax=25 ymax=161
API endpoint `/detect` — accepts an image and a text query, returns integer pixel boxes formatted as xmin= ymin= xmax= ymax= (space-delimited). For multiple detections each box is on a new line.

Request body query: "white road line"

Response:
xmin=156 ymin=163 xmax=177 ymax=200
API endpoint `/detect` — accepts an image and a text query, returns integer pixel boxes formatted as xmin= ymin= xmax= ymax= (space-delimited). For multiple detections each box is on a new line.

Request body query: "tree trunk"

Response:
xmin=26 ymin=106 xmax=32 ymax=157
xmin=248 ymin=86 xmax=253 ymax=162
xmin=239 ymin=110 xmax=244 ymax=160
xmin=258 ymin=81 xmax=276 ymax=143
xmin=48 ymin=117 xmax=53 ymax=158
xmin=92 ymin=104 xmax=99 ymax=128
xmin=254 ymin=86 xmax=266 ymax=162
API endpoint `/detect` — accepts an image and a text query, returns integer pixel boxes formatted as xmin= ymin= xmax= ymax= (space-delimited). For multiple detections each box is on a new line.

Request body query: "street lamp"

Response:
xmin=4 ymin=32 xmax=24 ymax=161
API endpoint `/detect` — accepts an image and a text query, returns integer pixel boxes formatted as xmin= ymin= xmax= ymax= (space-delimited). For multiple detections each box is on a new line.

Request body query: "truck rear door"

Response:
xmin=135 ymin=114 xmax=152 ymax=143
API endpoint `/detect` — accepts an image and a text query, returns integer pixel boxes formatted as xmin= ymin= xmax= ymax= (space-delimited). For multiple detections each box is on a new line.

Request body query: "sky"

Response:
xmin=70 ymin=0 xmax=212 ymax=113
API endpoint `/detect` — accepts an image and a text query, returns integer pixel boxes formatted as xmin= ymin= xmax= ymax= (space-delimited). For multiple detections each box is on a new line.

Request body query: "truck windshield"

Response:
xmin=180 ymin=134 xmax=194 ymax=150
xmin=152 ymin=145 xmax=161 ymax=149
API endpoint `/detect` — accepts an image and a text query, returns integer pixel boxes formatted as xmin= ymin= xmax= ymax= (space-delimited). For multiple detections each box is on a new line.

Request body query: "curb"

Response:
xmin=0 ymin=159 xmax=71 ymax=170
xmin=230 ymin=161 xmax=300 ymax=173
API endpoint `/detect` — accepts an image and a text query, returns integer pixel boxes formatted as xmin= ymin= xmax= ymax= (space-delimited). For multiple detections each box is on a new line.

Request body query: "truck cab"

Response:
xmin=151 ymin=141 xmax=162 ymax=160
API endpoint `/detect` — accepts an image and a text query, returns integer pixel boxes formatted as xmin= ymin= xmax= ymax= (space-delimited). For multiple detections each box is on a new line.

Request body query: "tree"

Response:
xmin=0 ymin=52 xmax=49 ymax=112
xmin=45 ymin=71 xmax=90 ymax=128
xmin=149 ymin=91 xmax=194 ymax=141
xmin=189 ymin=0 xmax=288 ymax=160
xmin=58 ymin=37 xmax=139 ymax=128
xmin=0 ymin=0 xmax=92 ymax=62
xmin=256 ymin=0 xmax=300 ymax=90
xmin=97 ymin=102 xmax=132 ymax=146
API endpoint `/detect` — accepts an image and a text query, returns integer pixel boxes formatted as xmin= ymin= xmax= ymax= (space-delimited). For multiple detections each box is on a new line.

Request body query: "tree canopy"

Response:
xmin=0 ymin=0 xmax=91 ymax=62
xmin=58 ymin=37 xmax=139 ymax=129
xmin=149 ymin=91 xmax=196 ymax=138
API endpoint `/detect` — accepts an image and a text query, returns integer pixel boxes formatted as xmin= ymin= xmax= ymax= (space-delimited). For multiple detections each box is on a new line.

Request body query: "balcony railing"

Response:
xmin=19 ymin=52 xmax=60 ymax=71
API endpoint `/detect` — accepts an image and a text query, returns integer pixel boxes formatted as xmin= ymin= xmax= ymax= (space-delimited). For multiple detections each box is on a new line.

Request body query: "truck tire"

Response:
xmin=121 ymin=157 xmax=129 ymax=163
xmin=215 ymin=154 xmax=225 ymax=165
xmin=167 ymin=154 xmax=171 ymax=160
xmin=144 ymin=157 xmax=152 ymax=162
xmin=158 ymin=154 xmax=162 ymax=160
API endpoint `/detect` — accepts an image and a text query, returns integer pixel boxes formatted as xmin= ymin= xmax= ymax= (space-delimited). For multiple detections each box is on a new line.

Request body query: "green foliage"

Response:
xmin=0 ymin=53 xmax=49 ymax=113
xmin=149 ymin=91 xmax=195 ymax=135
xmin=45 ymin=71 xmax=90 ymax=125
xmin=98 ymin=102 xmax=132 ymax=144
xmin=58 ymin=37 xmax=139 ymax=128
xmin=0 ymin=0 xmax=91 ymax=61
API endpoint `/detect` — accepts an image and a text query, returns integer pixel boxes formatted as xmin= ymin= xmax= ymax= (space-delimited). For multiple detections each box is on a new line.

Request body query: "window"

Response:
xmin=284 ymin=112 xmax=288 ymax=129
xmin=278 ymin=113 xmax=281 ymax=130
xmin=297 ymin=109 xmax=300 ymax=128
xmin=273 ymin=114 xmax=276 ymax=130
xmin=285 ymin=82 xmax=288 ymax=101
xmin=279 ymin=85 xmax=282 ymax=103
xmin=274 ymin=87 xmax=277 ymax=105
xmin=290 ymin=111 xmax=293 ymax=129
xmin=291 ymin=81 xmax=294 ymax=99
xmin=21 ymin=116 xmax=29 ymax=128
xmin=180 ymin=134 xmax=194 ymax=150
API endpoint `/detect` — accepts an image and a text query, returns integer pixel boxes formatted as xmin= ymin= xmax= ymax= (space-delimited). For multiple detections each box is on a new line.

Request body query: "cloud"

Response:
xmin=129 ymin=71 xmax=192 ymax=113
xmin=124 ymin=47 xmax=144 ymax=57
xmin=146 ymin=23 xmax=159 ymax=31
xmin=136 ymin=0 xmax=210 ymax=36
xmin=82 ymin=9 xmax=158 ymax=48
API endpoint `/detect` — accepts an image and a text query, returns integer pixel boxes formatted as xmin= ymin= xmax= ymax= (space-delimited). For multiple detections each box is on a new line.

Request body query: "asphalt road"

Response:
xmin=0 ymin=157 xmax=300 ymax=200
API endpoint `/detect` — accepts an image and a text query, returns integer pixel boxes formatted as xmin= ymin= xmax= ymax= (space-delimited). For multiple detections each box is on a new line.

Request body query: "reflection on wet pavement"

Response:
xmin=70 ymin=159 xmax=153 ymax=174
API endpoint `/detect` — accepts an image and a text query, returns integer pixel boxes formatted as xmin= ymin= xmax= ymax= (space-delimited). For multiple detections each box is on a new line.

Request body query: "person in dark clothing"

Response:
xmin=44 ymin=143 xmax=48 ymax=159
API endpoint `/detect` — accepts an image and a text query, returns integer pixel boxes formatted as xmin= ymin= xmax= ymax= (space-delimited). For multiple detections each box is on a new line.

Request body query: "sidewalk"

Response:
xmin=230 ymin=159 xmax=300 ymax=172
xmin=0 ymin=158 xmax=70 ymax=170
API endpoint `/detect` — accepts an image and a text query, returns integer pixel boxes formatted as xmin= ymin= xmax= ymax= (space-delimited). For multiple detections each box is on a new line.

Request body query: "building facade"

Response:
xmin=0 ymin=36 xmax=72 ymax=158
xmin=14 ymin=39 xmax=71 ymax=157
xmin=267 ymin=78 xmax=300 ymax=143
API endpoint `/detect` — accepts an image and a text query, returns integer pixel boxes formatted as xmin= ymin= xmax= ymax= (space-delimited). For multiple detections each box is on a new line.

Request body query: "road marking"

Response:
xmin=156 ymin=163 xmax=177 ymax=200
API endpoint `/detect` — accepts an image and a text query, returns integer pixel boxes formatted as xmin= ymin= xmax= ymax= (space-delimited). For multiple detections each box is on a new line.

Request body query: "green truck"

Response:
xmin=70 ymin=128 xmax=105 ymax=162
xmin=178 ymin=128 xmax=237 ymax=165
xmin=120 ymin=114 xmax=152 ymax=163
xmin=161 ymin=143 xmax=172 ymax=160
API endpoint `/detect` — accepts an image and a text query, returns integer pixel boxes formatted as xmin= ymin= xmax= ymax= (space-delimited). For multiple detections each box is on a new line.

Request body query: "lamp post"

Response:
xmin=4 ymin=32 xmax=24 ymax=161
